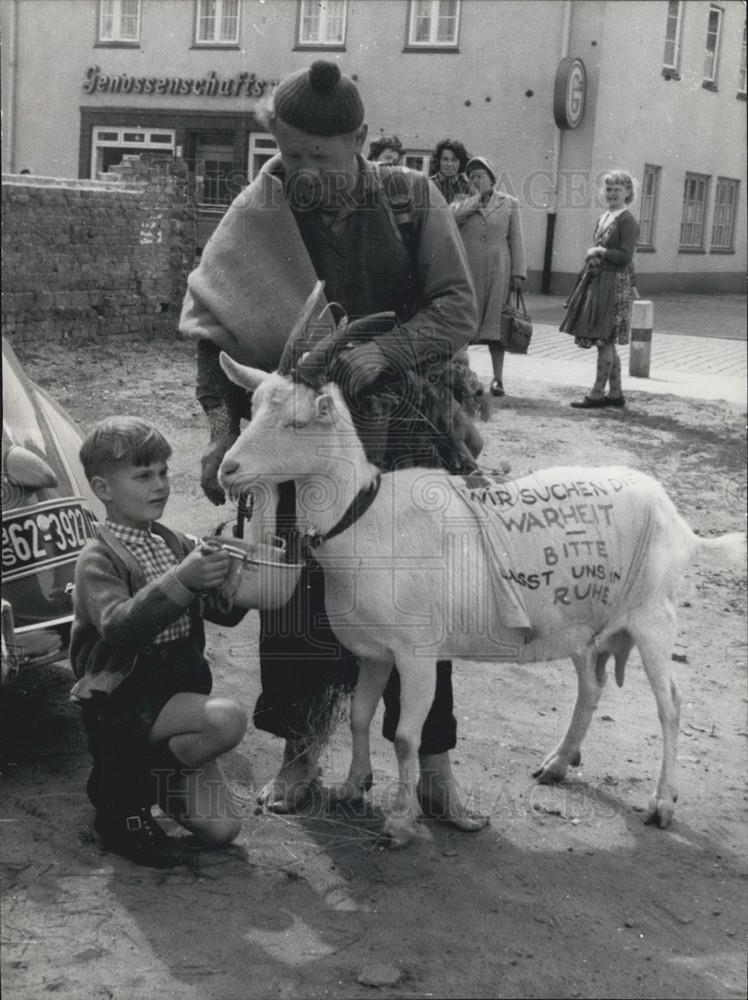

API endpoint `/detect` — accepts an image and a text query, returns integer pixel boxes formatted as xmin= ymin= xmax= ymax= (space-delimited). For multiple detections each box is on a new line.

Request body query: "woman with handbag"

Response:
xmin=561 ymin=170 xmax=640 ymax=409
xmin=452 ymin=156 xmax=527 ymax=397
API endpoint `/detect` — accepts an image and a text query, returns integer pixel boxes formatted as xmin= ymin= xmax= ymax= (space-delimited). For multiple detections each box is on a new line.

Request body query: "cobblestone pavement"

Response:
xmin=509 ymin=323 xmax=747 ymax=376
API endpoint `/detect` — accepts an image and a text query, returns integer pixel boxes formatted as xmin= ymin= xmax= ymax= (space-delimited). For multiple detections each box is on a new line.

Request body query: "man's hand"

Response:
xmin=295 ymin=314 xmax=397 ymax=390
xmin=510 ymin=275 xmax=525 ymax=291
xmin=200 ymin=432 xmax=237 ymax=506
xmin=333 ymin=342 xmax=389 ymax=397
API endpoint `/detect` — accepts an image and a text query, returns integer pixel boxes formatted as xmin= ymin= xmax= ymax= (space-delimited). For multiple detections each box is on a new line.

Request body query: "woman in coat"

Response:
xmin=453 ymin=156 xmax=527 ymax=396
xmin=561 ymin=170 xmax=640 ymax=408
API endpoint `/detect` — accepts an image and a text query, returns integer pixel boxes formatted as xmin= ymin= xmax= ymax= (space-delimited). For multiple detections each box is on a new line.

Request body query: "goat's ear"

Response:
xmin=219 ymin=352 xmax=266 ymax=391
xmin=315 ymin=393 xmax=337 ymax=422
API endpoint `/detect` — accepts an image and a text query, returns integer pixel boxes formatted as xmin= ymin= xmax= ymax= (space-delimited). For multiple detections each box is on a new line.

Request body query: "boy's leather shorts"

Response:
xmin=80 ymin=639 xmax=212 ymax=752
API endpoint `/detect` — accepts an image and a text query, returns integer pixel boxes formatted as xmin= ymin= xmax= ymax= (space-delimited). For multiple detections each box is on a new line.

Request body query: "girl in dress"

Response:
xmin=561 ymin=170 xmax=640 ymax=408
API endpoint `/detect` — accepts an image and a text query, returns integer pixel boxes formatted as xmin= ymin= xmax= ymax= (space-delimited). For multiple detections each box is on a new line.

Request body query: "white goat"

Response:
xmin=218 ymin=356 xmax=745 ymax=848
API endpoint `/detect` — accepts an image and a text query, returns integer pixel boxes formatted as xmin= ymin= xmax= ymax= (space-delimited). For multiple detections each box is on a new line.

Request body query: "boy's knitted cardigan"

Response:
xmin=70 ymin=522 xmax=246 ymax=700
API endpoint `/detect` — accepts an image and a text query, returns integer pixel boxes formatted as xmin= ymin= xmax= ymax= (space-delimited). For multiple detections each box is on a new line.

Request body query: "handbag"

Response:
xmin=500 ymin=287 xmax=533 ymax=354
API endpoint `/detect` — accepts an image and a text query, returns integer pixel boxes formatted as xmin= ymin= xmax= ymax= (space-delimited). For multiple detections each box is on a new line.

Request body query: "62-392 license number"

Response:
xmin=2 ymin=500 xmax=97 ymax=580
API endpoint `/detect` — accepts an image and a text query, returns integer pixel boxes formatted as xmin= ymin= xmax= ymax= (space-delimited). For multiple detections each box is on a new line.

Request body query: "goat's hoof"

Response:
xmin=532 ymin=755 xmax=568 ymax=784
xmin=645 ymin=796 xmax=675 ymax=829
xmin=383 ymin=816 xmax=423 ymax=849
xmin=255 ymin=777 xmax=321 ymax=815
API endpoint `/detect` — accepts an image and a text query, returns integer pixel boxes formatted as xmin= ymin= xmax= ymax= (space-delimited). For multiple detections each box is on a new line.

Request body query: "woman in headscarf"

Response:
xmin=453 ymin=155 xmax=527 ymax=397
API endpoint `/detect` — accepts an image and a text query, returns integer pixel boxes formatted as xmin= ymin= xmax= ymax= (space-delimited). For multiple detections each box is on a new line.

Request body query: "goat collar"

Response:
xmin=303 ymin=473 xmax=382 ymax=553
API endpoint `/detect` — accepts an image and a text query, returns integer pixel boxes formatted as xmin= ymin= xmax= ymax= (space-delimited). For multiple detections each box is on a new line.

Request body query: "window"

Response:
xmin=738 ymin=24 xmax=746 ymax=95
xmin=297 ymin=0 xmax=347 ymax=47
xmin=703 ymin=4 xmax=723 ymax=86
xmin=90 ymin=127 xmax=175 ymax=178
xmin=98 ymin=0 xmax=140 ymax=43
xmin=679 ymin=173 xmax=710 ymax=249
xmin=638 ymin=165 xmax=661 ymax=249
xmin=662 ymin=0 xmax=683 ymax=74
xmin=407 ymin=0 xmax=461 ymax=49
xmin=711 ymin=177 xmax=739 ymax=250
xmin=195 ymin=0 xmax=239 ymax=45
xmin=404 ymin=151 xmax=432 ymax=174
xmin=248 ymin=133 xmax=279 ymax=181
xmin=194 ymin=136 xmax=238 ymax=207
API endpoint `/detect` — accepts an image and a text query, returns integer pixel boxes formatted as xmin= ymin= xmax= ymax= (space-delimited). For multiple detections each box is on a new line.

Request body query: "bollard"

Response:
xmin=629 ymin=299 xmax=653 ymax=378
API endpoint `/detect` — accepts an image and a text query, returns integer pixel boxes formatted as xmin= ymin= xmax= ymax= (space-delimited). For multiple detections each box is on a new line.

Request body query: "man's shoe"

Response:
xmin=490 ymin=378 xmax=505 ymax=397
xmin=604 ymin=396 xmax=625 ymax=407
xmin=94 ymin=807 xmax=191 ymax=868
xmin=570 ymin=396 xmax=606 ymax=409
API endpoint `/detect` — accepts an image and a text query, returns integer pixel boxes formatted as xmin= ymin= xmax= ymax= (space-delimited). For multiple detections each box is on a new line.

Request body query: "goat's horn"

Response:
xmin=276 ymin=280 xmax=327 ymax=376
xmin=291 ymin=317 xmax=354 ymax=390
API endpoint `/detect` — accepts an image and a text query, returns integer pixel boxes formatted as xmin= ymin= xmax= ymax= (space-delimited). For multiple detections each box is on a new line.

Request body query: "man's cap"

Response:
xmin=466 ymin=156 xmax=496 ymax=184
xmin=272 ymin=61 xmax=364 ymax=136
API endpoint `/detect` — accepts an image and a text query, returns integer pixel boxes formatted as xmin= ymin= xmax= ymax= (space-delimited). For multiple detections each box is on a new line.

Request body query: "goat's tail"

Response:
xmin=694 ymin=531 xmax=747 ymax=570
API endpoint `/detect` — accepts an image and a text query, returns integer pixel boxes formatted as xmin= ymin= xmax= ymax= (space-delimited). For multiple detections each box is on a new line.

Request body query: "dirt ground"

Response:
xmin=2 ymin=337 xmax=746 ymax=1000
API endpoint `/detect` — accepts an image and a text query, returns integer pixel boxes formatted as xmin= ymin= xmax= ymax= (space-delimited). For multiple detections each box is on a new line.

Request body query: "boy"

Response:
xmin=70 ymin=416 xmax=248 ymax=868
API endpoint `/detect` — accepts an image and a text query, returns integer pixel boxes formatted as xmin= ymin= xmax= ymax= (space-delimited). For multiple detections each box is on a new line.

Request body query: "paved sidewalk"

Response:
xmin=524 ymin=292 xmax=747 ymax=341
xmin=469 ymin=294 xmax=747 ymax=407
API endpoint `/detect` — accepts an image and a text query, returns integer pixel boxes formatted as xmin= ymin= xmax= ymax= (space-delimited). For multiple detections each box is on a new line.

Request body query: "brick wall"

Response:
xmin=1 ymin=156 xmax=196 ymax=347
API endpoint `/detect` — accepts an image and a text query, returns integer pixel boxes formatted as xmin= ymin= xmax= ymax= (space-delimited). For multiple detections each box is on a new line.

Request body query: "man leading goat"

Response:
xmin=179 ymin=59 xmax=486 ymax=827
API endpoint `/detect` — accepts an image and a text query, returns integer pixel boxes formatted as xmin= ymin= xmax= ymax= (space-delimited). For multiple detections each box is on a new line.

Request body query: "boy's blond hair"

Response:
xmin=80 ymin=416 xmax=171 ymax=482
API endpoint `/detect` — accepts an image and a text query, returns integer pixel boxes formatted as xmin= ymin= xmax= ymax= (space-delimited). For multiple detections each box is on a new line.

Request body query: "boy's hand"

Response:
xmin=176 ymin=543 xmax=231 ymax=593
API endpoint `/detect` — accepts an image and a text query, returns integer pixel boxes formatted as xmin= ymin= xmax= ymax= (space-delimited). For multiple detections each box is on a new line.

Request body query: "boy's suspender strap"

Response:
xmin=94 ymin=524 xmax=139 ymax=585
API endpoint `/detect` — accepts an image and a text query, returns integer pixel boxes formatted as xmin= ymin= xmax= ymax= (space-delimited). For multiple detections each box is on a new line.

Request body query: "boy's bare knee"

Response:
xmin=197 ymin=816 xmax=242 ymax=847
xmin=206 ymin=698 xmax=247 ymax=750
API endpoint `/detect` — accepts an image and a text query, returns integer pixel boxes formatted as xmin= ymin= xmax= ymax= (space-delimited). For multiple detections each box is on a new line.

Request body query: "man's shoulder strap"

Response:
xmin=374 ymin=164 xmax=421 ymax=265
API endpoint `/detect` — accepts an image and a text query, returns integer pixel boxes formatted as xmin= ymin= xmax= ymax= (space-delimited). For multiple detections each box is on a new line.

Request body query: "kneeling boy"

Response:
xmin=70 ymin=416 xmax=248 ymax=868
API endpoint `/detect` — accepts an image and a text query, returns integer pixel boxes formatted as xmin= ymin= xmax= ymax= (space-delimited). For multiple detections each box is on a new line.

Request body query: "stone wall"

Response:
xmin=1 ymin=156 xmax=196 ymax=347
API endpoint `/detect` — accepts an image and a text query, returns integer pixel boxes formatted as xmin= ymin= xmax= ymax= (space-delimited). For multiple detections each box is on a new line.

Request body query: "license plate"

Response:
xmin=2 ymin=500 xmax=97 ymax=581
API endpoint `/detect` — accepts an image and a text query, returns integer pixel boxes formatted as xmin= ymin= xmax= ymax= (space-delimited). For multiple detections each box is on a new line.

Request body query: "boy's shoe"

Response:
xmin=490 ymin=378 xmax=505 ymax=397
xmin=94 ymin=807 xmax=191 ymax=868
xmin=604 ymin=395 xmax=626 ymax=407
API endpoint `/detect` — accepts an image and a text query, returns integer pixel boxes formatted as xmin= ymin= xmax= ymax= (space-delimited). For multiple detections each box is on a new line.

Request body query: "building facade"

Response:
xmin=2 ymin=0 xmax=746 ymax=292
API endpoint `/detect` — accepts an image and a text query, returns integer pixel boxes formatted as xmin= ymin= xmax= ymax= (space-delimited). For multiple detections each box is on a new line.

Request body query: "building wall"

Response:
xmin=578 ymin=0 xmax=747 ymax=293
xmin=347 ymin=0 xmax=568 ymax=284
xmin=1 ymin=159 xmax=195 ymax=347
xmin=2 ymin=0 xmax=745 ymax=293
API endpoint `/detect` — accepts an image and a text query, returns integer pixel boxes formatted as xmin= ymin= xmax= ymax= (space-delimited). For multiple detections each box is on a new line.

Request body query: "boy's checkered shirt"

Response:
xmin=105 ymin=521 xmax=191 ymax=642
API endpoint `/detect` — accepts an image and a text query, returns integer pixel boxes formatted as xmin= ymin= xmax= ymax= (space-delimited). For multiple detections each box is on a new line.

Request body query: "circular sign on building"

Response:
xmin=553 ymin=57 xmax=587 ymax=130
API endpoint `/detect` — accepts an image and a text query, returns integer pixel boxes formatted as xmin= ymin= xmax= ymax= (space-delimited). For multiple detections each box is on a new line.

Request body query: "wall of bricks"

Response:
xmin=1 ymin=156 xmax=196 ymax=347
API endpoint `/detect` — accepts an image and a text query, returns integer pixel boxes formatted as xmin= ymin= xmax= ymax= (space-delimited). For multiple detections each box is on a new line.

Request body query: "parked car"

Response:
xmin=2 ymin=338 xmax=102 ymax=684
